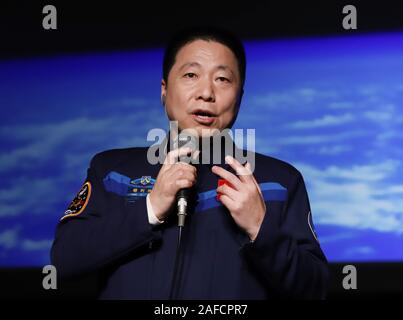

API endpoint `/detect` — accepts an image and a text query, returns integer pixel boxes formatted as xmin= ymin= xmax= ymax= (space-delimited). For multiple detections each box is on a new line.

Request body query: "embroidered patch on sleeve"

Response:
xmin=61 ymin=182 xmax=92 ymax=221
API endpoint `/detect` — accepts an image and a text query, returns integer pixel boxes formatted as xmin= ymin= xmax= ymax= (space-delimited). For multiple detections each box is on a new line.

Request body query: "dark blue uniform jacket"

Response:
xmin=51 ymin=140 xmax=329 ymax=299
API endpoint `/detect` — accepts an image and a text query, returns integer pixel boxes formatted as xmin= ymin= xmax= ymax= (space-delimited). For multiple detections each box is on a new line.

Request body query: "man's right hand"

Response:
xmin=149 ymin=147 xmax=197 ymax=221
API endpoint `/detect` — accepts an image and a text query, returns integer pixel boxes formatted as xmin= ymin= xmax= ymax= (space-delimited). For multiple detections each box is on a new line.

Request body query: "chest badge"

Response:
xmin=128 ymin=176 xmax=155 ymax=198
xmin=103 ymin=171 xmax=155 ymax=202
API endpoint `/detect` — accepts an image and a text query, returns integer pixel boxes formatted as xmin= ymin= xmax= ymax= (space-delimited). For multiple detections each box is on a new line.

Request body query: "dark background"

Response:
xmin=2 ymin=1 xmax=403 ymax=58
xmin=1 ymin=0 xmax=403 ymax=299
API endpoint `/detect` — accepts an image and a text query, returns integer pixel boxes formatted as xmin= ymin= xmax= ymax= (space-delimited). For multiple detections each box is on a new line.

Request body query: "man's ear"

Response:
xmin=161 ymin=79 xmax=167 ymax=106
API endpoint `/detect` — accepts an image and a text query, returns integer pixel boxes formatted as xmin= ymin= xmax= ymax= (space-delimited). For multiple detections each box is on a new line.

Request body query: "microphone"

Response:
xmin=174 ymin=134 xmax=198 ymax=228
xmin=169 ymin=132 xmax=198 ymax=300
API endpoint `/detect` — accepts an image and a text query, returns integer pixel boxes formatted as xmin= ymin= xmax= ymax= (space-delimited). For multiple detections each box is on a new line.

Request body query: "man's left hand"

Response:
xmin=212 ymin=155 xmax=266 ymax=241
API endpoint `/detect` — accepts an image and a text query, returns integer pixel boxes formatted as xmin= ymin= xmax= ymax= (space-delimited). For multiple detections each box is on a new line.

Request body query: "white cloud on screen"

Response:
xmin=305 ymin=160 xmax=400 ymax=182
xmin=0 ymin=104 xmax=166 ymax=218
xmin=21 ymin=239 xmax=53 ymax=251
xmin=297 ymin=161 xmax=403 ymax=233
xmin=250 ymin=88 xmax=339 ymax=110
xmin=317 ymin=231 xmax=356 ymax=244
xmin=313 ymin=145 xmax=352 ymax=155
xmin=381 ymin=185 xmax=403 ymax=195
xmin=0 ymin=226 xmax=52 ymax=252
xmin=0 ymin=109 xmax=165 ymax=173
xmin=344 ymin=245 xmax=376 ymax=258
xmin=275 ymin=130 xmax=366 ymax=145
xmin=364 ymin=110 xmax=393 ymax=123
xmin=328 ymin=101 xmax=355 ymax=110
xmin=287 ymin=113 xmax=354 ymax=129
xmin=0 ymin=178 xmax=60 ymax=217
xmin=0 ymin=227 xmax=19 ymax=250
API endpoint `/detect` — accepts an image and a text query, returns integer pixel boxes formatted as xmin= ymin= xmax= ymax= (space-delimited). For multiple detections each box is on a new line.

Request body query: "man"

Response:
xmin=51 ymin=27 xmax=329 ymax=299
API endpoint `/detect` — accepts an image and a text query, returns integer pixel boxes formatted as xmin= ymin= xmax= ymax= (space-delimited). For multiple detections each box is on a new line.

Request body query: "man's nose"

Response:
xmin=196 ymin=78 xmax=215 ymax=102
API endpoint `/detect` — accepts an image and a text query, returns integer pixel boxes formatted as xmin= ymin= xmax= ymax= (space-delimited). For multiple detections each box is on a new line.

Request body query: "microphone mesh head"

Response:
xmin=175 ymin=133 xmax=198 ymax=151
xmin=174 ymin=133 xmax=198 ymax=164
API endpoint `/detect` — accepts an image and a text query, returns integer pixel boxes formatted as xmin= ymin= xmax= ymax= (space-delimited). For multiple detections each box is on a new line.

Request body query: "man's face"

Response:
xmin=162 ymin=40 xmax=242 ymax=137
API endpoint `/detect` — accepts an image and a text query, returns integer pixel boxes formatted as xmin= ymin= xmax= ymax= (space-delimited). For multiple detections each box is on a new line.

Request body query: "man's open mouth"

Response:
xmin=191 ymin=109 xmax=216 ymax=125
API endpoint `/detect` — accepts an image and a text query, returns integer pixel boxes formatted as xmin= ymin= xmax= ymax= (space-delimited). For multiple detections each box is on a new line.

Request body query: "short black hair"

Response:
xmin=163 ymin=27 xmax=246 ymax=88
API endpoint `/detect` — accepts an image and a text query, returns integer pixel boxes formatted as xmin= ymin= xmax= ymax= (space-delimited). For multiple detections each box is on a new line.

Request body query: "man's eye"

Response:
xmin=217 ymin=77 xmax=230 ymax=83
xmin=184 ymin=73 xmax=197 ymax=79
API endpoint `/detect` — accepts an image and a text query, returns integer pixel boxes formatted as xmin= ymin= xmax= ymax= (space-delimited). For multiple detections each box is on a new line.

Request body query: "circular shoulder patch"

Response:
xmin=61 ymin=182 xmax=92 ymax=220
